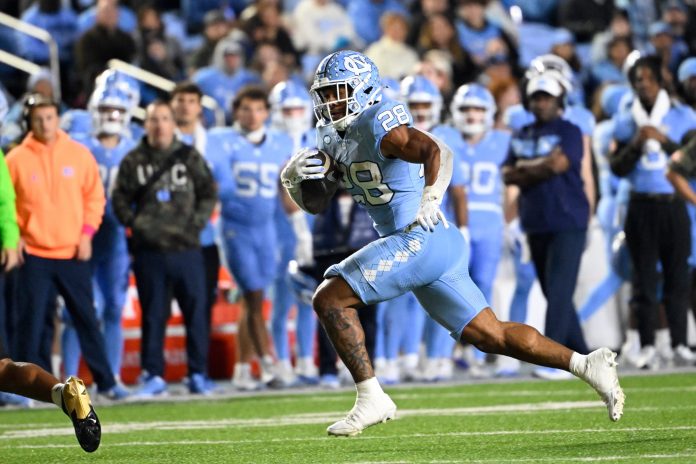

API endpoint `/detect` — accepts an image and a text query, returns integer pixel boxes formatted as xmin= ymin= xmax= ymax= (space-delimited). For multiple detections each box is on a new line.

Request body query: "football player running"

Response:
xmin=281 ymin=50 xmax=625 ymax=436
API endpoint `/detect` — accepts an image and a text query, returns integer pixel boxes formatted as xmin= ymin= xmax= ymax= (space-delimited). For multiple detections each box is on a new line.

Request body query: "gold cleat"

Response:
xmin=61 ymin=376 xmax=101 ymax=452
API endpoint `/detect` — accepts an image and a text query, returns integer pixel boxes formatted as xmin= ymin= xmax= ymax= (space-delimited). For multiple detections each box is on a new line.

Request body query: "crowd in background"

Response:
xmin=1 ymin=0 xmax=696 ymax=403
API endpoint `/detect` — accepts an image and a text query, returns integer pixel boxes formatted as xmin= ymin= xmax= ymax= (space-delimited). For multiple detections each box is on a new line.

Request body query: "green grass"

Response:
xmin=1 ymin=373 xmax=695 ymax=463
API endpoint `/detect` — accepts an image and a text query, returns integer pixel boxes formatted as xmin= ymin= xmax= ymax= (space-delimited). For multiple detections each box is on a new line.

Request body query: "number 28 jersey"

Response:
xmin=317 ymin=97 xmax=423 ymax=237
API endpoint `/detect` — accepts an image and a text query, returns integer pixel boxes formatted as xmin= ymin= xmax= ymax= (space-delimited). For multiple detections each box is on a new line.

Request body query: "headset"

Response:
xmin=22 ymin=93 xmax=60 ymax=132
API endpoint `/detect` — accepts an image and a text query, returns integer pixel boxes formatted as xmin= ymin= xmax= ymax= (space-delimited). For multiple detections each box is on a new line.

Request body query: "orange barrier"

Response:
xmin=78 ymin=267 xmax=286 ymax=385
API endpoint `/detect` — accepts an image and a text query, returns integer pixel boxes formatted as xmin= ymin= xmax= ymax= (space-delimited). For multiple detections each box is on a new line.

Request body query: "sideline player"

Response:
xmin=281 ymin=50 xmax=625 ymax=436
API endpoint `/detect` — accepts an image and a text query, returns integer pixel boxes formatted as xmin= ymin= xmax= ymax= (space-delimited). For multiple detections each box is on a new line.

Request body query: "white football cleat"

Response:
xmin=576 ymin=348 xmax=625 ymax=422
xmin=327 ymin=393 xmax=397 ymax=436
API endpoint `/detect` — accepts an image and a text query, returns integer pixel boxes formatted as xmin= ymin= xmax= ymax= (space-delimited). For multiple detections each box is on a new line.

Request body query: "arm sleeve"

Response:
xmin=81 ymin=148 xmax=105 ymax=234
xmin=0 ymin=153 xmax=19 ymax=250
xmin=609 ymin=140 xmax=642 ymax=177
xmin=112 ymin=153 xmax=137 ymax=227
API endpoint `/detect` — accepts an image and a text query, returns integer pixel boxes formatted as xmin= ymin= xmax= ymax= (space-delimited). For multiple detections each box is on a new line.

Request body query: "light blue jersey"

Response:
xmin=613 ymin=100 xmax=696 ymax=193
xmin=318 ymin=98 xmax=424 ymax=236
xmin=460 ymin=130 xmax=510 ymax=233
xmin=321 ymin=97 xmax=488 ymax=338
xmin=208 ymin=127 xmax=292 ymax=292
xmin=504 ymin=103 xmax=595 ymax=136
xmin=208 ymin=128 xmax=292 ymax=226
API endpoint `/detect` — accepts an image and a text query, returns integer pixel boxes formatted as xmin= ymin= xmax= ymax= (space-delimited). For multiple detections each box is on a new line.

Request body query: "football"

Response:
xmin=300 ymin=150 xmax=339 ymax=214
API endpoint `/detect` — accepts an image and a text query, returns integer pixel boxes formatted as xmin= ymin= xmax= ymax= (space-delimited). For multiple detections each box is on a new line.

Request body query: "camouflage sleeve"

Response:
xmin=112 ymin=151 xmax=139 ymax=227
xmin=670 ymin=136 xmax=696 ymax=179
xmin=189 ymin=150 xmax=217 ymax=230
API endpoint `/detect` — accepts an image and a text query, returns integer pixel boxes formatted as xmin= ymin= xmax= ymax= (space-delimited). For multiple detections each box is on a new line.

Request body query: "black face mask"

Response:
xmin=38 ymin=0 xmax=61 ymax=13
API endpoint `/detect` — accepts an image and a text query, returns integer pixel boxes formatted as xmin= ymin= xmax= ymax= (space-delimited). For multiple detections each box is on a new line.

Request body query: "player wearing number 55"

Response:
xmin=281 ymin=50 xmax=625 ymax=437
xmin=206 ymin=86 xmax=296 ymax=390
xmin=112 ymin=100 xmax=216 ymax=397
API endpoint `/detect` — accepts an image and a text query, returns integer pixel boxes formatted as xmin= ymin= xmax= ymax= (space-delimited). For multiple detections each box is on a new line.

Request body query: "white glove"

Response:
xmin=415 ymin=187 xmax=449 ymax=232
xmin=289 ymin=211 xmax=314 ymax=267
xmin=281 ymin=148 xmax=325 ymax=188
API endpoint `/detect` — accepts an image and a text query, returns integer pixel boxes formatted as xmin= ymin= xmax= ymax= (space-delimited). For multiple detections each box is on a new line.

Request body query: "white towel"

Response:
xmin=630 ymin=89 xmax=671 ymax=153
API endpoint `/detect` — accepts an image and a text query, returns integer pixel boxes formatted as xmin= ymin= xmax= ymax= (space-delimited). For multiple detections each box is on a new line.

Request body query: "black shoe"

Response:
xmin=61 ymin=376 xmax=101 ymax=452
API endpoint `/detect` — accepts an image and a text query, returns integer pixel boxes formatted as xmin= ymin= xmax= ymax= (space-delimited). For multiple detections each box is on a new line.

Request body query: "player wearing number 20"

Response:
xmin=281 ymin=50 xmax=624 ymax=437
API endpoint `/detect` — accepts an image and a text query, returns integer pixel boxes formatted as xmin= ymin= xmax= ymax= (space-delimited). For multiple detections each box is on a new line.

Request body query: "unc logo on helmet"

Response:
xmin=310 ymin=50 xmax=382 ymax=131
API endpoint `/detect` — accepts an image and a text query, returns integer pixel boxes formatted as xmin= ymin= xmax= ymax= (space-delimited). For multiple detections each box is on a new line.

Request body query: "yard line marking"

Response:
xmin=3 ymin=426 xmax=696 ymax=450
xmin=3 ymin=403 xmax=696 ymax=433
xmin=0 ymin=401 xmax=604 ymax=439
xmin=349 ymin=452 xmax=696 ymax=463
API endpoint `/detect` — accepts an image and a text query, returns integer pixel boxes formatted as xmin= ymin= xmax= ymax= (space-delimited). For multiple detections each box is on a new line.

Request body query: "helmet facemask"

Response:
xmin=311 ymin=80 xmax=361 ymax=131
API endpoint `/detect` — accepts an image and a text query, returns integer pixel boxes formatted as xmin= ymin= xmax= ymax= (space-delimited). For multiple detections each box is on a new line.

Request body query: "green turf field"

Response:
xmin=0 ymin=372 xmax=694 ymax=463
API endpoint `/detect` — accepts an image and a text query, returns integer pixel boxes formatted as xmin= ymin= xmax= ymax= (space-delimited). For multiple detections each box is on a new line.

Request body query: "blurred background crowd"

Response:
xmin=1 ymin=0 xmax=696 ymax=404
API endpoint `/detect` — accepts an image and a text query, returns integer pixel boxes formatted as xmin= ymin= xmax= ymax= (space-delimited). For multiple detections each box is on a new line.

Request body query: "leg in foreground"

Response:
xmin=462 ymin=308 xmax=625 ymax=421
xmin=312 ymin=277 xmax=396 ymax=436
xmin=0 ymin=357 xmax=101 ymax=452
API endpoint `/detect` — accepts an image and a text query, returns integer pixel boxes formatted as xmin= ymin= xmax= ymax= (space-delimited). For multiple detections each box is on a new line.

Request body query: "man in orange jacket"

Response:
xmin=6 ymin=94 xmax=127 ymax=399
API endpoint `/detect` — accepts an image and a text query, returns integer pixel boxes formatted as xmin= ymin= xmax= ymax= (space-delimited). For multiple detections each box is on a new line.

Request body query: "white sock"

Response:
xmin=569 ymin=352 xmax=587 ymax=377
xmin=234 ymin=363 xmax=251 ymax=379
xmin=356 ymin=377 xmax=384 ymax=398
xmin=51 ymin=383 xmax=64 ymax=409
xmin=655 ymin=328 xmax=671 ymax=349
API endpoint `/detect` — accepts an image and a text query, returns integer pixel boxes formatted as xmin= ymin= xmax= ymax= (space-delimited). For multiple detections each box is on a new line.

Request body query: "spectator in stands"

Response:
xmin=678 ymin=57 xmax=696 ymax=110
xmin=415 ymin=50 xmax=455 ymax=106
xmin=489 ymin=77 xmax=521 ymax=129
xmin=112 ymin=100 xmax=216 ymax=396
xmin=609 ymin=55 xmax=696 ymax=368
xmin=557 ymin=0 xmax=614 ymax=47
xmin=74 ymin=0 xmax=137 ymax=100
xmin=188 ymin=10 xmax=232 ymax=73
xmin=133 ymin=4 xmax=186 ymax=81
xmin=192 ymin=36 xmax=261 ymax=124
xmin=589 ymin=36 xmax=632 ymax=90
xmin=416 ymin=14 xmax=479 ymax=88
xmin=291 ymin=0 xmax=357 ymax=57
xmin=77 ymin=0 xmax=137 ymax=35
xmin=6 ymin=94 xmax=127 ymax=399
xmin=365 ymin=12 xmax=419 ymax=81
xmin=347 ymin=0 xmax=409 ymax=46
xmin=590 ymin=9 xmax=632 ymax=64
xmin=503 ymin=74 xmax=590 ymax=379
xmin=648 ymin=21 xmax=688 ymax=77
xmin=18 ymin=0 xmax=78 ymax=66
xmin=242 ymin=2 xmax=298 ymax=68
xmin=406 ymin=0 xmax=451 ymax=47
xmin=454 ymin=0 xmax=509 ymax=67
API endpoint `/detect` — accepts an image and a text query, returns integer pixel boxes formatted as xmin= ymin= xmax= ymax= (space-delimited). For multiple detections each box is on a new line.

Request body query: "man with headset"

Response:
xmin=6 ymin=93 xmax=128 ymax=400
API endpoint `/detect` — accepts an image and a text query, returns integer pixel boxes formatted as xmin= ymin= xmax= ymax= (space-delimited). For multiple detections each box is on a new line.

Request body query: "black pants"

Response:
xmin=132 ymin=248 xmax=209 ymax=378
xmin=625 ymin=195 xmax=691 ymax=347
xmin=528 ymin=229 xmax=589 ymax=354
xmin=313 ymin=254 xmax=377 ymax=376
xmin=201 ymin=244 xmax=220 ymax=335
xmin=15 ymin=255 xmax=116 ymax=391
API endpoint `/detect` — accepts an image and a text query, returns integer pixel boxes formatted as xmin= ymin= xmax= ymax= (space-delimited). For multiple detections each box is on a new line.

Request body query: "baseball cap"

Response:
xmin=526 ymin=75 xmax=563 ymax=98
xmin=678 ymin=57 xmax=696 ymax=83
xmin=648 ymin=21 xmax=672 ymax=38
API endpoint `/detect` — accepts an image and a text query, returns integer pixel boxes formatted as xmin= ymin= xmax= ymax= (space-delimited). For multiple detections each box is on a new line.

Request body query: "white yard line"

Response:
xmin=3 ymin=426 xmax=696 ymax=451
xmin=350 ymin=452 xmax=696 ymax=463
